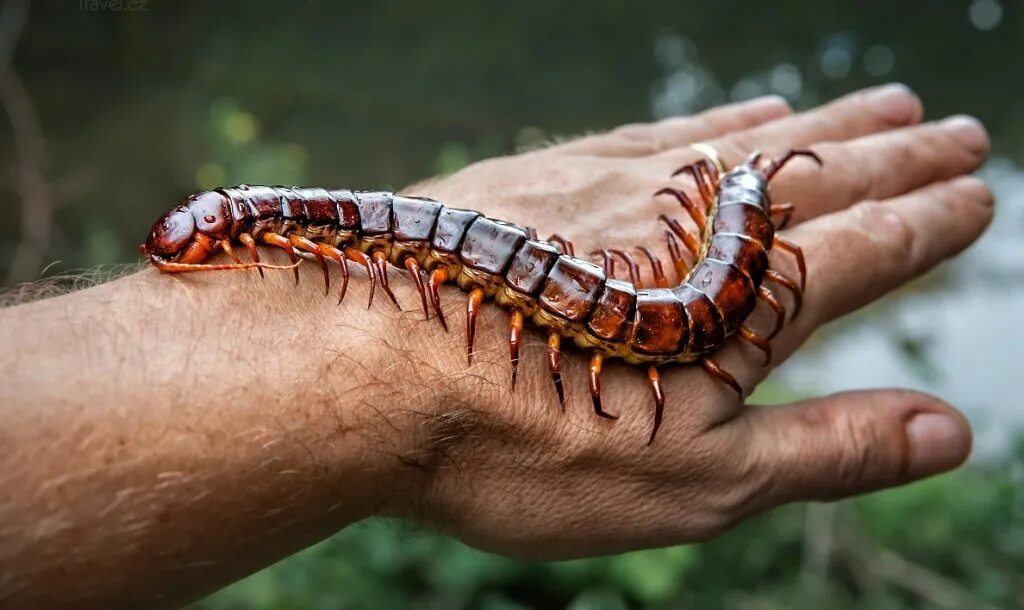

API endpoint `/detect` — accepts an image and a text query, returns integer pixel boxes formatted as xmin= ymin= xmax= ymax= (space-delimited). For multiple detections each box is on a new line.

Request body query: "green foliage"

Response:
xmin=194 ymin=439 xmax=1024 ymax=610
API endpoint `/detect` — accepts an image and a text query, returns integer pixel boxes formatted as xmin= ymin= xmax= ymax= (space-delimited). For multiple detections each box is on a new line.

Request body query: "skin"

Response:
xmin=0 ymin=84 xmax=994 ymax=608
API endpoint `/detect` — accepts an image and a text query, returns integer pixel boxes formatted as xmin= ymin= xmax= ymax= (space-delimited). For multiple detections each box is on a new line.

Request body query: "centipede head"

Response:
xmin=141 ymin=191 xmax=231 ymax=262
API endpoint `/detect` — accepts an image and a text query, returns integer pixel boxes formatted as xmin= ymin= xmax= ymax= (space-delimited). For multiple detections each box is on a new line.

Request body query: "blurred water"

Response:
xmin=779 ymin=161 xmax=1024 ymax=460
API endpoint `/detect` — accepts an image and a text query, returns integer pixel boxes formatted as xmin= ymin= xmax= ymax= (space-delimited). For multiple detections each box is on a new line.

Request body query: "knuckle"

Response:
xmin=855 ymin=200 xmax=917 ymax=262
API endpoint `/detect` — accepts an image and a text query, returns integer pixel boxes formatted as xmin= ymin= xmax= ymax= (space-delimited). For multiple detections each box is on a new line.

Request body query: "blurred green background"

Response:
xmin=2 ymin=1 xmax=1023 ymax=608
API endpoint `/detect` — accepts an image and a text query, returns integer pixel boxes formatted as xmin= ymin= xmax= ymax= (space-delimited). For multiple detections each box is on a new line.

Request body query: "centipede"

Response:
xmin=140 ymin=149 xmax=821 ymax=444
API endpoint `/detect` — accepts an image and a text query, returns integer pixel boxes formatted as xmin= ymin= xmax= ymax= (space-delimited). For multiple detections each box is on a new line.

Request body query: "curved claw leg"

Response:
xmin=547 ymin=332 xmax=565 ymax=410
xmin=290 ymin=235 xmax=330 ymax=295
xmin=770 ymin=202 xmax=795 ymax=230
xmin=403 ymin=256 xmax=430 ymax=320
xmin=371 ymin=250 xmax=400 ymax=309
xmin=646 ymin=365 xmax=664 ymax=446
xmin=318 ymin=243 xmax=350 ymax=305
xmin=428 ymin=267 xmax=449 ymax=332
xmin=638 ymin=246 xmax=669 ymax=288
xmin=466 ymin=287 xmax=484 ymax=365
xmin=344 ymin=247 xmax=376 ymax=309
xmin=238 ymin=233 xmax=264 ymax=278
xmin=219 ymin=239 xmax=244 ymax=266
xmin=262 ymin=232 xmax=300 ymax=285
xmin=609 ymin=249 xmax=643 ymax=288
xmin=593 ymin=249 xmax=616 ymax=278
xmin=659 ymin=214 xmax=702 ymax=260
xmin=509 ymin=310 xmax=524 ymax=390
xmin=701 ymin=358 xmax=743 ymax=396
xmin=739 ymin=326 xmax=772 ymax=366
xmin=547 ymin=234 xmax=576 ymax=256
xmin=589 ymin=353 xmax=618 ymax=420
xmin=757 ymin=285 xmax=786 ymax=340
xmin=665 ymin=230 xmax=689 ymax=282
xmin=772 ymin=236 xmax=807 ymax=291
xmin=655 ymin=187 xmax=707 ymax=231
xmin=765 ymin=269 xmax=802 ymax=318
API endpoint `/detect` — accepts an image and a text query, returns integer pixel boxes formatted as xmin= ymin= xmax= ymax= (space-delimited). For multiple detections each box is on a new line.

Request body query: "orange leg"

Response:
xmin=655 ymin=187 xmax=707 ymax=231
xmin=547 ymin=332 xmax=565 ymax=409
xmin=219 ymin=239 xmax=243 ymax=265
xmin=639 ymin=246 xmax=669 ymax=288
xmin=646 ymin=365 xmax=665 ymax=446
xmin=509 ymin=310 xmax=524 ymax=389
xmin=688 ymin=164 xmax=715 ymax=206
xmin=765 ymin=269 xmax=802 ymax=317
xmin=343 ymin=247 xmax=376 ymax=309
xmin=548 ymin=233 xmax=576 ymax=256
xmin=665 ymin=230 xmax=690 ymax=282
xmin=428 ymin=267 xmax=449 ymax=331
xmin=262 ymin=232 xmax=300 ymax=285
xmin=589 ymin=352 xmax=618 ymax=420
xmin=739 ymin=326 xmax=772 ymax=366
xmin=758 ymin=285 xmax=786 ymax=339
xmin=238 ymin=232 xmax=264 ymax=278
xmin=403 ymin=256 xmax=430 ymax=320
xmin=772 ymin=236 xmax=807 ymax=290
xmin=701 ymin=358 xmax=743 ymax=396
xmin=317 ymin=243 xmax=351 ymax=304
xmin=609 ymin=249 xmax=643 ymax=287
xmin=466 ymin=287 xmax=484 ymax=364
xmin=770 ymin=202 xmax=795 ymax=230
xmin=290 ymin=235 xmax=330 ymax=295
xmin=370 ymin=250 xmax=400 ymax=309
xmin=659 ymin=214 xmax=701 ymax=260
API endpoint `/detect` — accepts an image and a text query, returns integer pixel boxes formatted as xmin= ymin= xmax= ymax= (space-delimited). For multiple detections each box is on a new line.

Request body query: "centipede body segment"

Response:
xmin=141 ymin=151 xmax=820 ymax=445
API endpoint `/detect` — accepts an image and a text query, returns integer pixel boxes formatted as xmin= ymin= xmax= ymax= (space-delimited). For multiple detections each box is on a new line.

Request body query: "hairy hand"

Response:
xmin=388 ymin=84 xmax=992 ymax=558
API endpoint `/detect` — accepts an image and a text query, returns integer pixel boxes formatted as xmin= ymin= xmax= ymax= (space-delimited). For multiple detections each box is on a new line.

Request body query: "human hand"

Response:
xmin=388 ymin=84 xmax=993 ymax=558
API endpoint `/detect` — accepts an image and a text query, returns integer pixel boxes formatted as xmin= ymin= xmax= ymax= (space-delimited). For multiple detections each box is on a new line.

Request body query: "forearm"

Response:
xmin=0 ymin=265 xmax=448 ymax=608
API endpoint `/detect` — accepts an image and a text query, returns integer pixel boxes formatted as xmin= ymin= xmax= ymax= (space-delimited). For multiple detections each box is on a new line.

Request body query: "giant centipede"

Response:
xmin=141 ymin=149 xmax=821 ymax=444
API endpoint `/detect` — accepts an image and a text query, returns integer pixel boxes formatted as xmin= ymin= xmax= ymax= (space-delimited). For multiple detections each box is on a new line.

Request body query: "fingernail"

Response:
xmin=905 ymin=412 xmax=971 ymax=479
xmin=942 ymin=114 xmax=990 ymax=154
xmin=866 ymin=83 xmax=921 ymax=124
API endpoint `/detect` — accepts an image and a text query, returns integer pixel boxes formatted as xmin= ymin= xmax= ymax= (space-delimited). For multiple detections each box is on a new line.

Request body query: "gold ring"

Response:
xmin=689 ymin=142 xmax=726 ymax=173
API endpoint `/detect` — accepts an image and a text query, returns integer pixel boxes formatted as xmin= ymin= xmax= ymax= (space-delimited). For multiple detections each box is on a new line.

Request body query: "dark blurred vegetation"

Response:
xmin=2 ymin=1 xmax=1022 ymax=608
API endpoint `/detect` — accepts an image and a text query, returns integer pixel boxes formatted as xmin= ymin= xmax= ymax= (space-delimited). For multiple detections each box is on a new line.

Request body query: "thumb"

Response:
xmin=734 ymin=389 xmax=972 ymax=505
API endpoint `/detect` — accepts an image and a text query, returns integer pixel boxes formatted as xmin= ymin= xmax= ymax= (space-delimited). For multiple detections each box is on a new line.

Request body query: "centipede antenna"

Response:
xmin=757 ymin=285 xmax=786 ymax=340
xmin=404 ymin=256 xmax=430 ymax=320
xmin=609 ymin=249 xmax=642 ymax=287
xmin=371 ymin=250 xmax=400 ymax=310
xmin=638 ymin=246 xmax=669 ymax=288
xmin=547 ymin=332 xmax=565 ymax=409
xmin=655 ymin=187 xmax=707 ymax=231
xmin=738 ymin=326 xmax=773 ymax=366
xmin=765 ymin=269 xmax=802 ymax=318
xmin=428 ymin=267 xmax=449 ymax=331
xmin=238 ymin=233 xmax=264 ymax=278
xmin=772 ymin=236 xmax=807 ymax=291
xmin=763 ymin=149 xmax=823 ymax=181
xmin=344 ymin=247 xmax=376 ymax=309
xmin=701 ymin=358 xmax=743 ymax=396
xmin=148 ymin=255 xmax=300 ymax=273
xmin=466 ymin=287 xmax=484 ymax=365
xmin=646 ymin=365 xmax=664 ymax=446
xmin=509 ymin=310 xmax=524 ymax=389
xmin=589 ymin=352 xmax=618 ymax=420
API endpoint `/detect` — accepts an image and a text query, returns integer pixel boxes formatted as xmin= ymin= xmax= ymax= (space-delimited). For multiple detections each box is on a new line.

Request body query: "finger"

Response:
xmin=654 ymin=83 xmax=923 ymax=172
xmin=767 ymin=115 xmax=990 ymax=225
xmin=554 ymin=95 xmax=792 ymax=157
xmin=784 ymin=176 xmax=993 ymax=335
xmin=725 ymin=389 xmax=971 ymax=508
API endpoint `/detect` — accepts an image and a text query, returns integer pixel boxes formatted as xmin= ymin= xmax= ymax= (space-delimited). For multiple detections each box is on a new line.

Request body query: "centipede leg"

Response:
xmin=238 ymin=233 xmax=264 ymax=278
xmin=770 ymin=202 xmax=795 ymax=230
xmin=758 ymin=285 xmax=786 ymax=339
xmin=772 ymin=236 xmax=807 ymax=291
xmin=609 ymin=249 xmax=643 ymax=287
xmin=701 ymin=358 xmax=743 ymax=396
xmin=371 ymin=250 xmax=400 ymax=309
xmin=219 ymin=239 xmax=244 ymax=265
xmin=594 ymin=249 xmax=616 ymax=278
xmin=318 ymin=243 xmax=350 ymax=304
xmin=765 ymin=269 xmax=802 ymax=318
xmin=403 ymin=256 xmax=430 ymax=320
xmin=344 ymin=247 xmax=376 ymax=309
xmin=646 ymin=365 xmax=664 ymax=446
xmin=261 ymin=232 xmax=301 ymax=285
xmin=547 ymin=332 xmax=565 ymax=410
xmin=509 ymin=310 xmax=523 ymax=389
xmin=639 ymin=246 xmax=669 ymax=288
xmin=589 ymin=353 xmax=618 ymax=420
xmin=428 ymin=267 xmax=449 ymax=332
xmin=548 ymin=234 xmax=576 ymax=256
xmin=466 ymin=287 xmax=484 ymax=365
xmin=665 ymin=230 xmax=689 ymax=282
xmin=689 ymin=164 xmax=715 ymax=206
xmin=290 ymin=235 xmax=330 ymax=296
xmin=739 ymin=326 xmax=772 ymax=366
xmin=654 ymin=187 xmax=707 ymax=231
xmin=659 ymin=214 xmax=701 ymax=260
